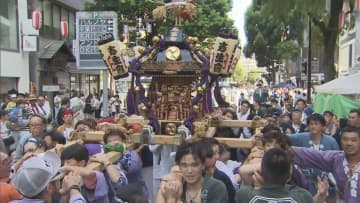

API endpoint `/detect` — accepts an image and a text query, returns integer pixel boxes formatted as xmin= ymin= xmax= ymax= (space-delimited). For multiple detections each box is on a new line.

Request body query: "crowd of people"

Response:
xmin=0 ymin=81 xmax=359 ymax=203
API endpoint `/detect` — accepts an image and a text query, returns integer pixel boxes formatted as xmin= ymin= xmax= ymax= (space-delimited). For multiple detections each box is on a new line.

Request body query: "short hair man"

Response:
xmin=288 ymin=113 xmax=339 ymax=200
xmin=10 ymin=151 xmax=86 ymax=203
xmin=60 ymin=144 xmax=109 ymax=203
xmin=102 ymin=129 xmax=148 ymax=199
xmin=348 ymin=109 xmax=360 ymax=128
xmin=13 ymin=114 xmax=47 ymax=163
xmin=293 ymin=126 xmax=360 ymax=202
xmin=235 ymin=148 xmax=314 ymax=203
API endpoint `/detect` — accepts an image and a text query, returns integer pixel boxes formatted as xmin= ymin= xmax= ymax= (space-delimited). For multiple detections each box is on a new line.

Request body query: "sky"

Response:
xmin=228 ymin=0 xmax=252 ymax=47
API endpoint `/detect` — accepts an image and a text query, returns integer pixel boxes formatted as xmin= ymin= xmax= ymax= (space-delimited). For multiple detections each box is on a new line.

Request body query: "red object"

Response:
xmin=180 ymin=12 xmax=191 ymax=20
xmin=339 ymin=11 xmax=345 ymax=28
xmin=356 ymin=0 xmax=360 ymax=10
xmin=32 ymin=10 xmax=41 ymax=30
xmin=129 ymin=123 xmax=142 ymax=133
xmin=97 ymin=117 xmax=116 ymax=124
xmin=60 ymin=21 xmax=68 ymax=38
xmin=62 ymin=110 xmax=73 ymax=118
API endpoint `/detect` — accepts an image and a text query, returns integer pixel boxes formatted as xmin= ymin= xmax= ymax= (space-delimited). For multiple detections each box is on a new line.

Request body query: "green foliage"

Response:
xmin=182 ymin=0 xmax=236 ymax=40
xmin=84 ymin=0 xmax=236 ymax=42
xmin=247 ymin=67 xmax=262 ymax=83
xmin=274 ymin=41 xmax=300 ymax=60
xmin=260 ymin=0 xmax=344 ymax=81
xmin=231 ymin=63 xmax=262 ymax=84
xmin=232 ymin=63 xmax=247 ymax=83
xmin=244 ymin=5 xmax=304 ymax=67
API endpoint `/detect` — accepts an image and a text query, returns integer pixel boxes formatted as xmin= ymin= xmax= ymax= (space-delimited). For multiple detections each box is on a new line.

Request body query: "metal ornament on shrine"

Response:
xmin=97 ymin=0 xmax=249 ymax=144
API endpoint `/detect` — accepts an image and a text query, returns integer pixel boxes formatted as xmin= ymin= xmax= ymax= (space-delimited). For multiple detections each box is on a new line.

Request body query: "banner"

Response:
xmin=97 ymin=40 xmax=128 ymax=79
xmin=210 ymin=37 xmax=239 ymax=75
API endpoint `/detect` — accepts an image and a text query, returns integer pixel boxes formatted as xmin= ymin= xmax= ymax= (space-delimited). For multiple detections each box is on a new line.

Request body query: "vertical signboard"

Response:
xmin=76 ymin=11 xmax=117 ymax=69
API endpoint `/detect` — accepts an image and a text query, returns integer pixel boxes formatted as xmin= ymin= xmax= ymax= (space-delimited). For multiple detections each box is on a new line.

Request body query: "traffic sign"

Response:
xmin=75 ymin=11 xmax=118 ymax=69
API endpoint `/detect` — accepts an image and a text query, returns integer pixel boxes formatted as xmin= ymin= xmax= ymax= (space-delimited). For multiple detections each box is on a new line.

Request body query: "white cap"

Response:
xmin=12 ymin=151 xmax=61 ymax=197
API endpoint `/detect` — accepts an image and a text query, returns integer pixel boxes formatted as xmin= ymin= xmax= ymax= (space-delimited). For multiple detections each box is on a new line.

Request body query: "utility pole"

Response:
xmin=307 ymin=15 xmax=312 ymax=104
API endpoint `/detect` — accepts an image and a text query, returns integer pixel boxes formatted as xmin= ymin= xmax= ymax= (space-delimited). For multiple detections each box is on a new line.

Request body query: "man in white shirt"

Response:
xmin=33 ymin=95 xmax=51 ymax=121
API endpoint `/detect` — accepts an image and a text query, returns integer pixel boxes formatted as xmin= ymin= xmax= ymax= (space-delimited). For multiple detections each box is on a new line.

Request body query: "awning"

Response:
xmin=39 ymin=40 xmax=75 ymax=62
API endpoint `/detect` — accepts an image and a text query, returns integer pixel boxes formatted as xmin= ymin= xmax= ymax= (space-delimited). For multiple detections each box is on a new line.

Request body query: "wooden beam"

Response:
xmin=86 ymin=151 xmax=122 ymax=171
xmin=216 ymin=138 xmax=254 ymax=148
xmin=126 ymin=118 xmax=266 ymax=128
xmin=79 ymin=131 xmax=105 ymax=142
xmin=210 ymin=119 xmax=266 ymax=128
xmin=152 ymin=135 xmax=184 ymax=145
xmin=50 ymin=141 xmax=80 ymax=155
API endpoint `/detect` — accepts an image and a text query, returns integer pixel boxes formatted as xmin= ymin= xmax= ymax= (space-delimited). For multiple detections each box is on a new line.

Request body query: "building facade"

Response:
xmin=27 ymin=0 xmax=100 ymax=97
xmin=0 ymin=0 xmax=30 ymax=96
xmin=0 ymin=0 xmax=101 ymax=100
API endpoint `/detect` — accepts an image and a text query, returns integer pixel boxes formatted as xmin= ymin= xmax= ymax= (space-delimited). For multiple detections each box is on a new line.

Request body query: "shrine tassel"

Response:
xmin=213 ymin=79 xmax=229 ymax=108
xmin=203 ymin=86 xmax=213 ymax=113
xmin=126 ymin=75 xmax=138 ymax=115
xmin=184 ymin=112 xmax=196 ymax=134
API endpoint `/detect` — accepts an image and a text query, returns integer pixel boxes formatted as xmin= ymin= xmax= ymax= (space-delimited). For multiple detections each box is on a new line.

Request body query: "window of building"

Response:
xmin=27 ymin=0 xmax=42 ymax=18
xmin=61 ymin=8 xmax=68 ymax=21
xmin=349 ymin=44 xmax=353 ymax=68
xmin=42 ymin=0 xmax=52 ymax=36
xmin=69 ymin=12 xmax=75 ymax=39
xmin=0 ymin=0 xmax=18 ymax=51
xmin=53 ymin=4 xmax=60 ymax=39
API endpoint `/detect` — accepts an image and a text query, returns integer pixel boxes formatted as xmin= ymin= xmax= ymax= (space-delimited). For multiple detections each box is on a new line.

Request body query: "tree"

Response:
xmin=182 ymin=0 xmax=236 ymax=40
xmin=247 ymin=67 xmax=262 ymax=83
xmin=260 ymin=0 xmax=346 ymax=81
xmin=244 ymin=4 xmax=304 ymax=68
xmin=85 ymin=0 xmax=237 ymax=43
xmin=231 ymin=63 xmax=247 ymax=83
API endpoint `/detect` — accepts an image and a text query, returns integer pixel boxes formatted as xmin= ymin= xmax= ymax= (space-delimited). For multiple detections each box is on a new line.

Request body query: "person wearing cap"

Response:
xmin=0 ymin=152 xmax=23 ymax=203
xmin=60 ymin=144 xmax=109 ymax=203
xmin=6 ymin=94 xmax=17 ymax=110
xmin=10 ymin=151 xmax=86 ymax=203
xmin=57 ymin=110 xmax=74 ymax=140
xmin=288 ymin=113 xmax=339 ymax=202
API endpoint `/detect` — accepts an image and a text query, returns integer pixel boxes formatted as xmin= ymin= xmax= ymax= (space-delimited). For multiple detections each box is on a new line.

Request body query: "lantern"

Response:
xmin=60 ymin=21 xmax=68 ymax=38
xmin=32 ymin=10 xmax=42 ymax=30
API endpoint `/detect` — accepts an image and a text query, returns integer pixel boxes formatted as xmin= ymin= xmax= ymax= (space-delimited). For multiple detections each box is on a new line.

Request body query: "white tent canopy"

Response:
xmin=315 ymin=72 xmax=360 ymax=95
